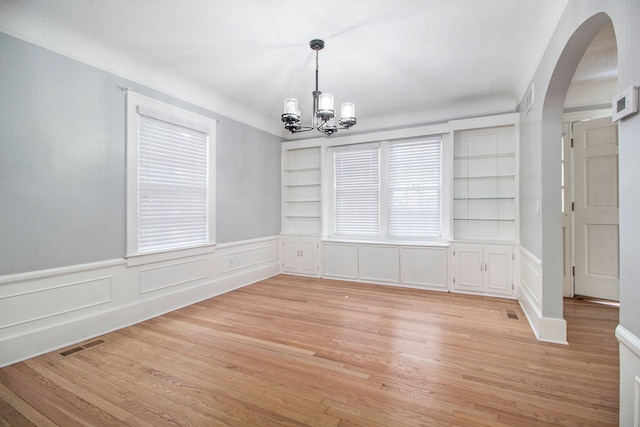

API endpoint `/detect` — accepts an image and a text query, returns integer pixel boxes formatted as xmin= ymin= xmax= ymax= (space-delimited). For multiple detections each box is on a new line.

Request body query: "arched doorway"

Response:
xmin=561 ymin=22 xmax=619 ymax=301
xmin=539 ymin=12 xmax=617 ymax=339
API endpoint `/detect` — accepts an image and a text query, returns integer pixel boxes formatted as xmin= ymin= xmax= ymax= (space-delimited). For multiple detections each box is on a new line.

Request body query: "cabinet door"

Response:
xmin=453 ymin=245 xmax=483 ymax=292
xmin=299 ymin=238 xmax=319 ymax=275
xmin=484 ymin=245 xmax=513 ymax=296
xmin=282 ymin=238 xmax=301 ymax=272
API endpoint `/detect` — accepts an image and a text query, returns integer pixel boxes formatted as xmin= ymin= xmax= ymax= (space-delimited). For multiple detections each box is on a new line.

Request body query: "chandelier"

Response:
xmin=281 ymin=39 xmax=357 ymax=136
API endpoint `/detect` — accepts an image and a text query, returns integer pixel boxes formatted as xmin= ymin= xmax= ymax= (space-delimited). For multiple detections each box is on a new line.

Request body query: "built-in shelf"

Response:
xmin=283 ymin=147 xmax=322 ymax=235
xmin=453 ymin=126 xmax=517 ymax=242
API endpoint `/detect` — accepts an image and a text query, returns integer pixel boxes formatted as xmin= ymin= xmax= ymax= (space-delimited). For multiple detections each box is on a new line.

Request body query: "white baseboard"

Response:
xmin=0 ymin=237 xmax=280 ymax=368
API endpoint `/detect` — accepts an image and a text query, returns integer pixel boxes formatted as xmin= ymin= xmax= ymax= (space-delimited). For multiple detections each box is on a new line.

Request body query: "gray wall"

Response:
xmin=0 ymin=32 xmax=281 ymax=276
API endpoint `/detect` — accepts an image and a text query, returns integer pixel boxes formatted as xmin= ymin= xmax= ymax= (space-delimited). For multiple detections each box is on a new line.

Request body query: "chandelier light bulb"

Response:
xmin=318 ymin=93 xmax=334 ymax=112
xmin=341 ymin=102 xmax=355 ymax=119
xmin=284 ymin=98 xmax=299 ymax=115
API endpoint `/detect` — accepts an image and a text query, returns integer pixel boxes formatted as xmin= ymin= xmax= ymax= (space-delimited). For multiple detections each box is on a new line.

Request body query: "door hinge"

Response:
xmin=571 ymin=138 xmax=574 ymax=148
xmin=453 ymin=250 xmax=456 ymax=256
xmin=572 ymin=202 xmax=575 ymax=212
xmin=512 ymin=283 xmax=514 ymax=290
xmin=572 ymin=266 xmax=575 ymax=276
xmin=453 ymin=277 xmax=456 ymax=284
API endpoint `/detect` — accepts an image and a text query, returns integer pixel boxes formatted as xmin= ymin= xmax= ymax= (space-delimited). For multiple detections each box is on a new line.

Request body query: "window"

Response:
xmin=126 ymin=92 xmax=216 ymax=258
xmin=332 ymin=137 xmax=442 ymax=240
xmin=334 ymin=144 xmax=380 ymax=236
xmin=387 ymin=138 xmax=441 ymax=238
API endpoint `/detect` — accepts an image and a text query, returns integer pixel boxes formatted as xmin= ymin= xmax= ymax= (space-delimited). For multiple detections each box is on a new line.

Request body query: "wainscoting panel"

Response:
xmin=322 ymin=242 xmax=359 ymax=280
xmin=401 ymin=246 xmax=448 ymax=290
xmin=0 ymin=276 xmax=112 ymax=329
xmin=220 ymin=242 xmax=278 ymax=273
xmin=139 ymin=259 xmax=207 ymax=294
xmin=359 ymin=245 xmax=400 ymax=283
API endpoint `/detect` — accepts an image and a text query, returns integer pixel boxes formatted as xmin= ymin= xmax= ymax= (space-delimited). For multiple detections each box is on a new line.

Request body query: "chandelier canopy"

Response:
xmin=281 ymin=39 xmax=357 ymax=136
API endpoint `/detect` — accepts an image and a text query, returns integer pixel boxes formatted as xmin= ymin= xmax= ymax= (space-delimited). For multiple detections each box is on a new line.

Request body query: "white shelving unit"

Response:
xmin=453 ymin=126 xmax=517 ymax=242
xmin=282 ymin=147 xmax=321 ymax=235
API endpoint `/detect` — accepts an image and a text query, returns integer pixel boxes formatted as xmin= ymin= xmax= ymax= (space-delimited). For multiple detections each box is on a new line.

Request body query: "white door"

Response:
xmin=573 ymin=117 xmax=619 ymax=301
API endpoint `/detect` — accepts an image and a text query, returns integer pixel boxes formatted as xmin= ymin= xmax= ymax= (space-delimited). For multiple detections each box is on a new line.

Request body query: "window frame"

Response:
xmin=126 ymin=91 xmax=217 ymax=264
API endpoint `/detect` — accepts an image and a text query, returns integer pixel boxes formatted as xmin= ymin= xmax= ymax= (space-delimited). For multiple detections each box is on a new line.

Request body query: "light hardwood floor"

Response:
xmin=0 ymin=275 xmax=619 ymax=426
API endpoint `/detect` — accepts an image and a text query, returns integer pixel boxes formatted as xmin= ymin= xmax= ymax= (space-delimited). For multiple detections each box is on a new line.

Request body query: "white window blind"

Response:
xmin=387 ymin=138 xmax=442 ymax=238
xmin=137 ymin=114 xmax=209 ymax=253
xmin=334 ymin=145 xmax=380 ymax=236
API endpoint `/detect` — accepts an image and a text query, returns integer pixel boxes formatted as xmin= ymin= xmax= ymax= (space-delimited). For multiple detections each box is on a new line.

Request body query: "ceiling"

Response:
xmin=0 ymin=0 xmax=583 ymax=138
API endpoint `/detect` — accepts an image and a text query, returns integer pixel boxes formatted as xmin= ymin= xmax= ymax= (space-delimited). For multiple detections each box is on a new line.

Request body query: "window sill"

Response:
xmin=126 ymin=244 xmax=217 ymax=267
xmin=321 ymin=237 xmax=449 ymax=248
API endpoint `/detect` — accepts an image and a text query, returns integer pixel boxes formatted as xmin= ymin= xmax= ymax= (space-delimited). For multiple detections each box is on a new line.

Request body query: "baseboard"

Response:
xmin=0 ymin=237 xmax=280 ymax=367
xmin=518 ymin=277 xmax=568 ymax=344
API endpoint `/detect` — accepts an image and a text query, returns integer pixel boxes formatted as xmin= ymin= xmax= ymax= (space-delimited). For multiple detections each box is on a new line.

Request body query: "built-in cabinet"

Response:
xmin=451 ymin=243 xmax=514 ymax=297
xmin=453 ymin=126 xmax=517 ymax=242
xmin=281 ymin=236 xmax=320 ymax=276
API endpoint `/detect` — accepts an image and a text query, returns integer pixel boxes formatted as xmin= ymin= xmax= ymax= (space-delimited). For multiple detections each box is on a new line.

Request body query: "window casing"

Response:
xmin=126 ymin=92 xmax=216 ymax=259
xmin=331 ymin=137 xmax=442 ymax=241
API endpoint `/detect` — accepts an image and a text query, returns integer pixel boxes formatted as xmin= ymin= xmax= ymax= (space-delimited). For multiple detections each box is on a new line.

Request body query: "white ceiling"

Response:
xmin=0 ymin=0 xmax=574 ymax=138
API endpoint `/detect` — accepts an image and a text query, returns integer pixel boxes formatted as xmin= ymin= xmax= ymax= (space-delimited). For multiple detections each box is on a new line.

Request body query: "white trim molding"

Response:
xmin=518 ymin=247 xmax=567 ymax=344
xmin=617 ymin=325 xmax=640 ymax=359
xmin=0 ymin=236 xmax=280 ymax=368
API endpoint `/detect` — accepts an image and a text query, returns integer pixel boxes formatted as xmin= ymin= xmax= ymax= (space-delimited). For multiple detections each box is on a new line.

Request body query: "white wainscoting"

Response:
xmin=322 ymin=241 xmax=449 ymax=291
xmin=518 ymin=247 xmax=567 ymax=344
xmin=0 ymin=236 xmax=280 ymax=367
xmin=616 ymin=325 xmax=640 ymax=427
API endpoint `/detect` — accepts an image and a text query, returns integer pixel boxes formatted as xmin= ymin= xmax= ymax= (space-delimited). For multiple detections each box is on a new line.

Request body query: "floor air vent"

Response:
xmin=505 ymin=309 xmax=519 ymax=320
xmin=60 ymin=339 xmax=105 ymax=356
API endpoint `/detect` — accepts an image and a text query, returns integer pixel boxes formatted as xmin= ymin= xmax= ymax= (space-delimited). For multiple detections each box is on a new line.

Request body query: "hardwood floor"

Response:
xmin=0 ymin=275 xmax=619 ymax=426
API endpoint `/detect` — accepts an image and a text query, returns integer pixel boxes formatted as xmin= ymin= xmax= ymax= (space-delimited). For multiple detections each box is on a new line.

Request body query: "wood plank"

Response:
xmin=0 ymin=275 xmax=619 ymax=425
